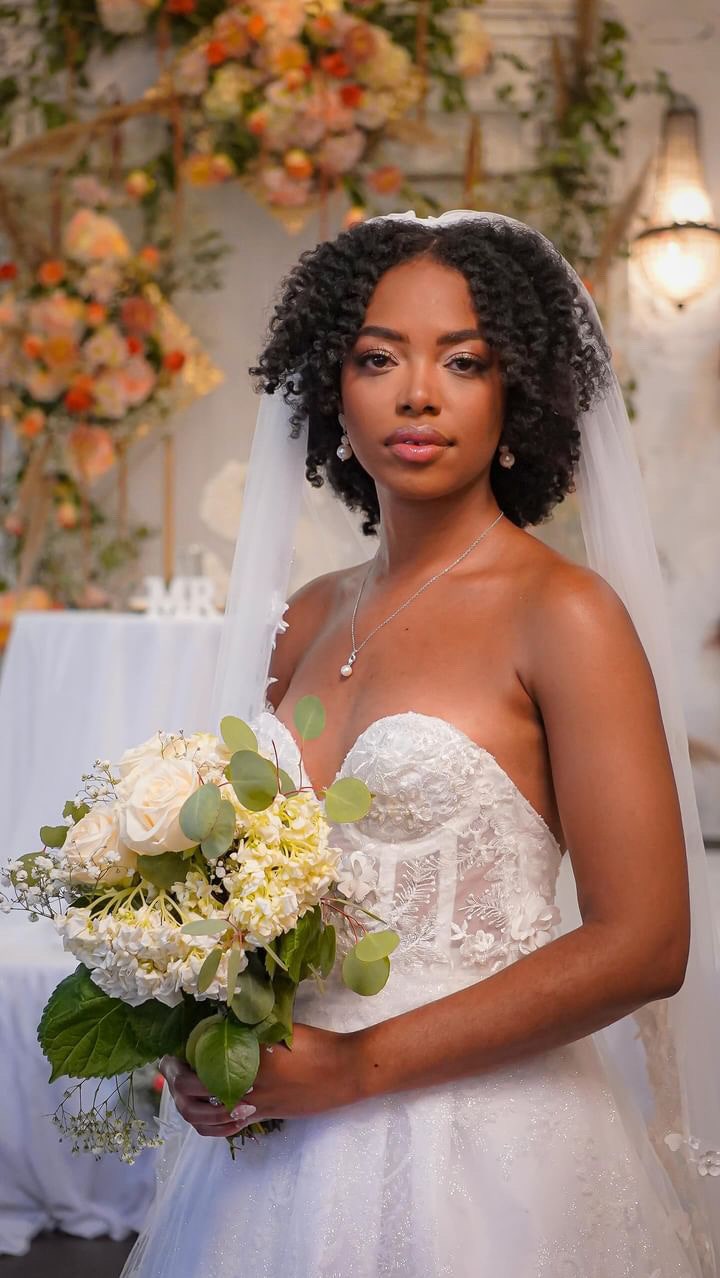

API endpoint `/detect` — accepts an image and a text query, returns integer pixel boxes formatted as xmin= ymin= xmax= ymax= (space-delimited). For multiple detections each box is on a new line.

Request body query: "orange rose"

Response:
xmin=85 ymin=302 xmax=107 ymax=327
xmin=340 ymin=83 xmax=363 ymax=108
xmin=163 ymin=349 xmax=186 ymax=372
xmin=0 ymin=262 xmax=17 ymax=280
xmin=272 ymin=41 xmax=308 ymax=73
xmin=246 ymin=12 xmax=265 ymax=39
xmin=67 ymin=423 xmax=116 ymax=482
xmin=64 ymin=375 xmax=95 ymax=414
xmin=138 ymin=245 xmax=161 ymax=272
xmin=210 ymin=154 xmax=235 ymax=181
xmin=284 ymin=148 xmax=313 ymax=181
xmin=126 ymin=334 xmax=143 ymax=356
xmin=22 ymin=334 xmax=44 ymax=359
xmin=37 ymin=259 xmax=66 ymax=287
xmin=283 ymin=68 xmax=306 ymax=91
xmin=166 ymin=0 xmax=195 ymax=11
xmin=367 ymin=165 xmax=403 ymax=195
xmin=205 ymin=39 xmax=228 ymax=66
xmin=248 ymin=107 xmax=270 ymax=136
xmin=321 ymin=52 xmax=351 ymax=78
xmin=44 ymin=334 xmax=78 ymax=368
xmin=18 ymin=409 xmax=46 ymax=439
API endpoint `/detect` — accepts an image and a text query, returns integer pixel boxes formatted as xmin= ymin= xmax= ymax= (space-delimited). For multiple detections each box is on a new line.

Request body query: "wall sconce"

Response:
xmin=631 ymin=95 xmax=720 ymax=309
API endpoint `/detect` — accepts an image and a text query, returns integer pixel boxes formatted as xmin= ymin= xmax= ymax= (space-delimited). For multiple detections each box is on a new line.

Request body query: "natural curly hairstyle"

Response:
xmin=250 ymin=216 xmax=612 ymax=532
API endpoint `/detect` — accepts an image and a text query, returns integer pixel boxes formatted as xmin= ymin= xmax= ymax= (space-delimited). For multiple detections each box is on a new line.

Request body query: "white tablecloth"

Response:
xmin=0 ymin=611 xmax=222 ymax=1255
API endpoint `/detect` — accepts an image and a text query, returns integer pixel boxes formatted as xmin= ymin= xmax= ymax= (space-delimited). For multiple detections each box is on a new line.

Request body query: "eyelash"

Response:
xmin=355 ymin=346 xmax=490 ymax=374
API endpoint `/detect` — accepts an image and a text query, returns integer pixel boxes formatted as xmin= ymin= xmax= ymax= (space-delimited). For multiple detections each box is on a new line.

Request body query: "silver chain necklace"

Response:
xmin=339 ymin=510 xmax=505 ymax=678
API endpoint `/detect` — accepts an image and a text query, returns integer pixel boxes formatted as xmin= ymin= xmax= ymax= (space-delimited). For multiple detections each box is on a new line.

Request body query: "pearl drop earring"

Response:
xmin=337 ymin=411 xmax=353 ymax=461
xmin=498 ymin=445 xmax=515 ymax=469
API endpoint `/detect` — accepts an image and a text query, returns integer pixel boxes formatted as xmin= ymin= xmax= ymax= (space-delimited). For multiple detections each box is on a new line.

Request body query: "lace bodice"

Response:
xmin=252 ymin=709 xmax=563 ymax=990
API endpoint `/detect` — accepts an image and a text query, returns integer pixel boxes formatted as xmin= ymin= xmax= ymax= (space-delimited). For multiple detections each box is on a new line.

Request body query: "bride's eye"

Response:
xmin=447 ymin=352 xmax=490 ymax=374
xmin=355 ymin=347 xmax=395 ymax=370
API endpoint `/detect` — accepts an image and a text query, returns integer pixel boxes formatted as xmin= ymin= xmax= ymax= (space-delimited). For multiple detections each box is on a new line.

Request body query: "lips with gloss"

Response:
xmin=385 ymin=427 xmax=449 ymax=464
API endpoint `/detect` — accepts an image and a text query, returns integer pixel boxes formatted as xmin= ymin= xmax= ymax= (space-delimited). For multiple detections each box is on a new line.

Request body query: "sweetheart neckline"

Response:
xmin=262 ymin=706 xmax=563 ymax=856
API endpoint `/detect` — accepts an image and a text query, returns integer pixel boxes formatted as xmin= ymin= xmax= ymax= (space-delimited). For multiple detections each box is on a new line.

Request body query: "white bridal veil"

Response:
xmin=205 ymin=209 xmax=719 ymax=1275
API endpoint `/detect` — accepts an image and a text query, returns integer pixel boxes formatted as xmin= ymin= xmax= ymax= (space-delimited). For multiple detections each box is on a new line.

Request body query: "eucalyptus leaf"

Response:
xmin=253 ymin=1016 xmax=289 ymax=1045
xmin=277 ymin=768 xmax=298 ymax=795
xmin=220 ymin=716 xmax=258 ymax=754
xmin=324 ymin=777 xmax=372 ymax=824
xmin=200 ymin=799 xmax=236 ymax=860
xmin=293 ymin=695 xmax=325 ymax=741
xmin=137 ymin=851 xmax=191 ymax=891
xmin=228 ymin=750 xmax=278 ymax=812
xmin=197 ymin=946 xmax=223 ymax=995
xmin=178 ymin=783 xmax=222 ymax=842
xmin=40 ymin=824 xmax=68 ymax=849
xmin=180 ymin=918 xmax=231 ymax=937
xmin=194 ymin=1017 xmax=260 ymax=1110
xmin=226 ymin=946 xmax=244 ymax=1000
xmin=63 ymin=799 xmax=90 ymax=823
xmin=353 ymin=929 xmax=400 ymax=963
xmin=342 ymin=951 xmax=390 ymax=997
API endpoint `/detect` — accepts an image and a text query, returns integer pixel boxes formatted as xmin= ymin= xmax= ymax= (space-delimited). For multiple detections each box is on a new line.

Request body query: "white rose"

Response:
xmin=119 ymin=757 xmax=201 ymax=855
xmin=116 ymin=732 xmax=188 ymax=782
xmin=184 ymin=732 xmax=232 ymax=773
xmin=61 ymin=804 xmax=137 ymax=885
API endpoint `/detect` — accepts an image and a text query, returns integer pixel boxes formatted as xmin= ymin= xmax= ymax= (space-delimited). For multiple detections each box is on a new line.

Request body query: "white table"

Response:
xmin=0 ymin=611 xmax=222 ymax=1255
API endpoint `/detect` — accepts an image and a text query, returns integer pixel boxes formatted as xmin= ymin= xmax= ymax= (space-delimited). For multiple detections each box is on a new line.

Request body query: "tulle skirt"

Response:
xmin=121 ymin=1010 xmax=700 ymax=1278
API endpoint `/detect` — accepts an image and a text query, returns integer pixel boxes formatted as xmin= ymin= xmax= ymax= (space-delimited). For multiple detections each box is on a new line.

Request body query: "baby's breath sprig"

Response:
xmin=51 ymin=1075 xmax=164 ymax=1165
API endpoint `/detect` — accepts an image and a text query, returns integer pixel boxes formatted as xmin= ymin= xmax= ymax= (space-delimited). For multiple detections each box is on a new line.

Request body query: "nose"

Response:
xmin=397 ymin=362 xmax=441 ymax=418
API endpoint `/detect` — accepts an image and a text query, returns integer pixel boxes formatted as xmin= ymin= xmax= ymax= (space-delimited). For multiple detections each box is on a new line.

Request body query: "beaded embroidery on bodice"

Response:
xmin=253 ymin=708 xmax=564 ymax=981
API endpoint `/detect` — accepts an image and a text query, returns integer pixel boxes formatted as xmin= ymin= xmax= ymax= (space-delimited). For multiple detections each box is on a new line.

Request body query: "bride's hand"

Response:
xmin=159 ymin=1024 xmax=365 ymax=1137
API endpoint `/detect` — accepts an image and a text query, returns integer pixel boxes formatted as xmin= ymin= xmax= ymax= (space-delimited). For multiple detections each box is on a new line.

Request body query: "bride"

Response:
xmin=122 ymin=212 xmax=718 ymax=1277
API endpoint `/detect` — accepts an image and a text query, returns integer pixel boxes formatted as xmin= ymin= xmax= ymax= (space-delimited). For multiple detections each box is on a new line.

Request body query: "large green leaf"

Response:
xmin=194 ymin=1017 xmax=260 ymax=1110
xmin=38 ymin=966 xmax=204 ymax=1081
xmin=353 ymin=929 xmax=400 ymax=963
xmin=179 ymin=783 xmax=222 ymax=842
xmin=137 ymin=850 xmax=192 ymax=890
xmin=200 ymin=799 xmax=236 ymax=860
xmin=230 ymin=964 xmax=275 ymax=1025
xmin=228 ymin=750 xmax=278 ymax=812
xmin=185 ymin=1011 xmax=224 ymax=1070
xmin=315 ymin=924 xmax=337 ymax=978
xmin=279 ymin=907 xmax=322 ymax=983
xmin=342 ymin=951 xmax=390 ymax=997
xmin=220 ymin=716 xmax=258 ymax=754
xmin=324 ymin=777 xmax=372 ymax=824
xmin=293 ymin=695 xmax=325 ymax=741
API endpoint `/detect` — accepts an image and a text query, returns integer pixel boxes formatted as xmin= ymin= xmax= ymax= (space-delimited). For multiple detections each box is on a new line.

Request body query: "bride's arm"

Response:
xmin=353 ymin=564 xmax=691 ymax=1099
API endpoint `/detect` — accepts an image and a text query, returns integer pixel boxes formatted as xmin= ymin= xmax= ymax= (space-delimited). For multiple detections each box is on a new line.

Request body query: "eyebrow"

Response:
xmin=356 ymin=325 xmax=487 ymax=346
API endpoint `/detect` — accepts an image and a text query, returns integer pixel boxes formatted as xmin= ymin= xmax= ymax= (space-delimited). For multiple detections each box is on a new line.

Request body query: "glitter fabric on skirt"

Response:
xmin=120 ymin=711 xmax=705 ymax=1278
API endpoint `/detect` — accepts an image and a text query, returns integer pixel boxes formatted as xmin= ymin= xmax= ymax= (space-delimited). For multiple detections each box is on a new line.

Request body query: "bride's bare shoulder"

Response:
xmin=267 ymin=561 xmax=370 ymax=706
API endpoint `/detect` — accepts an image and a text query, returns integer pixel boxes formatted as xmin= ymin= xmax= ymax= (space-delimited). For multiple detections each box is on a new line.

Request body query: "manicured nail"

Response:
xmin=231 ymin=1103 xmax=256 ymax=1120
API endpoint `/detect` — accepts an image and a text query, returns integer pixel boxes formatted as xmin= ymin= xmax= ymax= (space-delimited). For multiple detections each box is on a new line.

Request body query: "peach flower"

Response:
xmin=118 ymin=355 xmax=157 ymax=406
xmin=18 ymin=409 xmax=46 ymax=439
xmin=84 ymin=323 xmax=130 ymax=369
xmin=262 ymin=166 xmax=312 ymax=207
xmin=79 ymin=264 xmax=123 ymax=304
xmin=316 ymin=129 xmax=365 ymax=176
xmin=28 ymin=292 xmax=85 ymax=342
xmin=92 ymin=371 xmax=128 ymax=419
xmin=67 ymin=423 xmax=116 ymax=481
xmin=120 ymin=296 xmax=157 ymax=335
xmin=23 ymin=367 xmax=67 ymax=402
xmin=174 ymin=47 xmax=209 ymax=95
xmin=64 ymin=208 xmax=131 ymax=265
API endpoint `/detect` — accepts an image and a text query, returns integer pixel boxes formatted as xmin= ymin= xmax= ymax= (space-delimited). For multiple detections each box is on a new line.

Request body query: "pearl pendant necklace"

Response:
xmin=339 ymin=511 xmax=504 ymax=679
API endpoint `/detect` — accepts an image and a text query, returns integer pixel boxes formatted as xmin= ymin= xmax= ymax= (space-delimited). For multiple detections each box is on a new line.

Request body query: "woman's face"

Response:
xmin=339 ymin=256 xmax=506 ymax=503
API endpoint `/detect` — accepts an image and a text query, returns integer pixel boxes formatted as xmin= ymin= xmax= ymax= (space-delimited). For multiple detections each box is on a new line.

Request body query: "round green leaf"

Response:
xmin=230 ymin=967 xmax=275 ymax=1025
xmin=324 ymin=777 xmax=372 ymax=823
xmin=293 ymin=695 xmax=325 ymax=741
xmin=196 ymin=946 xmax=223 ymax=995
xmin=200 ymin=799 xmax=236 ymax=860
xmin=228 ymin=750 xmax=278 ymax=812
xmin=137 ymin=850 xmax=192 ymax=890
xmin=40 ymin=824 xmax=68 ymax=849
xmin=220 ymin=716 xmax=258 ymax=754
xmin=353 ymin=929 xmax=400 ymax=963
xmin=341 ymin=951 xmax=390 ymax=996
xmin=277 ymin=767 xmax=298 ymax=795
xmin=185 ymin=1010 xmax=224 ymax=1070
xmin=194 ymin=1017 xmax=260 ymax=1110
xmin=179 ymin=783 xmax=222 ymax=842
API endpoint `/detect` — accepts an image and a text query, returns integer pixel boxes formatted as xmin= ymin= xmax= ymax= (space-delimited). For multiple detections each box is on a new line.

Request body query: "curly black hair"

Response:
xmin=250 ymin=217 xmax=612 ymax=532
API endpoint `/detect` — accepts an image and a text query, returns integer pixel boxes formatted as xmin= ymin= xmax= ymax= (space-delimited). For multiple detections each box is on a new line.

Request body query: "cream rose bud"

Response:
xmin=117 ymin=732 xmax=184 ymax=780
xmin=119 ymin=757 xmax=202 ymax=855
xmin=62 ymin=804 xmax=137 ymax=884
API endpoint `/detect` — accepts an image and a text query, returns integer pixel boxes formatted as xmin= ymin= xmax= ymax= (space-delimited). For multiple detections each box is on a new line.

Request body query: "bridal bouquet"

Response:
xmin=1 ymin=697 xmax=397 ymax=1161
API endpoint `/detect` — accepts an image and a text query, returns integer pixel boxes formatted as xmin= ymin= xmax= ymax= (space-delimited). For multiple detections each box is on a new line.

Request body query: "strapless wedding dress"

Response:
xmin=121 ymin=708 xmax=704 ymax=1278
